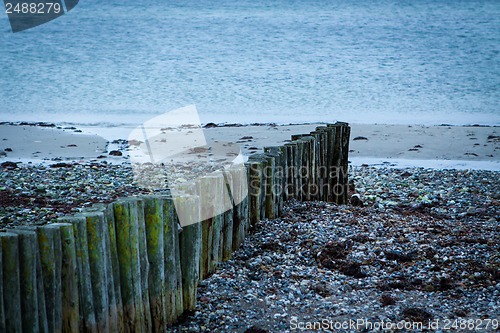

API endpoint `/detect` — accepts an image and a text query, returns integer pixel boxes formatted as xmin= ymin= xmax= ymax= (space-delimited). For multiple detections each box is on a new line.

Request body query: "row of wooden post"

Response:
xmin=0 ymin=122 xmax=350 ymax=332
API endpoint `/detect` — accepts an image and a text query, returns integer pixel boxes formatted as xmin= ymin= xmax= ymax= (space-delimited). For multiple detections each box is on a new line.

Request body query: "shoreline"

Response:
xmin=1 ymin=121 xmax=498 ymax=171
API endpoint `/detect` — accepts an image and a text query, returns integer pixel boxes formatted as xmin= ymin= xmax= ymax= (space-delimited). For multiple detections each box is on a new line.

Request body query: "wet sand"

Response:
xmin=1 ymin=122 xmax=498 ymax=170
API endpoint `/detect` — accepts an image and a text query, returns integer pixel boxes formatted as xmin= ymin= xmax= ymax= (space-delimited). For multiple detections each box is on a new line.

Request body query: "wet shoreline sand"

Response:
xmin=0 ymin=122 xmax=498 ymax=170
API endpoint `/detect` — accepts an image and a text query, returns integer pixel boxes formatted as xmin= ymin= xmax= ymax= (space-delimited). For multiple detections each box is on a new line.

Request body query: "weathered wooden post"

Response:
xmin=84 ymin=203 xmax=123 ymax=333
xmin=9 ymin=229 xmax=40 ymax=333
xmin=135 ymin=200 xmax=153 ymax=332
xmin=278 ymin=145 xmax=288 ymax=204
xmin=79 ymin=212 xmax=112 ymax=333
xmin=339 ymin=122 xmax=351 ymax=204
xmin=263 ymin=153 xmax=277 ymax=219
xmin=314 ymin=126 xmax=328 ymax=201
xmin=113 ymin=198 xmax=147 ymax=332
xmin=296 ymin=138 xmax=308 ymax=201
xmin=222 ymin=208 xmax=233 ymax=260
xmin=0 ymin=232 xmax=22 ymax=333
xmin=290 ymin=135 xmax=310 ymax=201
xmin=58 ymin=215 xmax=97 ymax=333
xmin=198 ymin=172 xmax=228 ymax=278
xmin=325 ymin=125 xmax=336 ymax=202
xmin=310 ymin=130 xmax=324 ymax=201
xmin=198 ymin=177 xmax=211 ymax=281
xmin=284 ymin=142 xmax=297 ymax=200
xmin=326 ymin=124 xmax=343 ymax=203
xmin=245 ymin=160 xmax=259 ymax=228
xmin=162 ymin=196 xmax=184 ymax=323
xmin=248 ymin=154 xmax=268 ymax=221
xmin=302 ymin=136 xmax=316 ymax=201
xmin=143 ymin=196 xmax=167 ymax=332
xmin=210 ymin=210 xmax=223 ymax=272
xmin=276 ymin=145 xmax=286 ymax=212
xmin=37 ymin=224 xmax=63 ymax=333
xmin=264 ymin=146 xmax=284 ymax=216
xmin=246 ymin=158 xmax=264 ymax=229
xmin=16 ymin=226 xmax=50 ymax=333
xmin=228 ymin=164 xmax=248 ymax=250
xmin=53 ymin=223 xmax=79 ymax=333
xmin=221 ymin=171 xmax=234 ymax=261
xmin=176 ymin=194 xmax=201 ymax=311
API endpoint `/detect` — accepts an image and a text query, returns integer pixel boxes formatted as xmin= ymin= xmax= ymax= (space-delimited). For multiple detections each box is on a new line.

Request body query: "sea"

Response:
xmin=0 ymin=0 xmax=499 ymax=127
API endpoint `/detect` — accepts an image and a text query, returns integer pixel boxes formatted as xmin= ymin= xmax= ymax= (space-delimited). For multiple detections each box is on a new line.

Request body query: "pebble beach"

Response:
xmin=1 ymin=160 xmax=498 ymax=332
xmin=170 ymin=167 xmax=499 ymax=332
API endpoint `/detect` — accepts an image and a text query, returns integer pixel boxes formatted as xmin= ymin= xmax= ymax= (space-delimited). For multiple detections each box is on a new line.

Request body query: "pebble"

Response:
xmin=0 ymin=162 xmax=146 ymax=228
xmin=171 ymin=166 xmax=499 ymax=332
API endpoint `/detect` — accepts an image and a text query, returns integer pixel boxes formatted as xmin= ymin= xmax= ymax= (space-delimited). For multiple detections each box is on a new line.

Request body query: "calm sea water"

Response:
xmin=0 ymin=0 xmax=499 ymax=126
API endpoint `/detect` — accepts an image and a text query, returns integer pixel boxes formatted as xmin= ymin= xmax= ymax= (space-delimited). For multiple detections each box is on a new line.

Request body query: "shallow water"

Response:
xmin=1 ymin=0 xmax=499 ymax=125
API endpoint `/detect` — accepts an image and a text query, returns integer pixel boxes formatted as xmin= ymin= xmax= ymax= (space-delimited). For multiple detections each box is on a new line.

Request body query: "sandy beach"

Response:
xmin=1 ymin=122 xmax=498 ymax=170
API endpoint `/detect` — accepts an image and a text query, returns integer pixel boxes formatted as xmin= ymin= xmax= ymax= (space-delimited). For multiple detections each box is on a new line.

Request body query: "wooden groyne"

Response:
xmin=0 ymin=122 xmax=350 ymax=332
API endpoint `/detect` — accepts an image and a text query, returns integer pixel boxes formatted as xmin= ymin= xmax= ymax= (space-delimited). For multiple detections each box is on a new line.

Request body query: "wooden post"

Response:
xmin=0 ymin=232 xmax=22 ymax=333
xmin=338 ymin=122 xmax=351 ymax=204
xmin=222 ymin=209 xmax=233 ymax=261
xmin=296 ymin=139 xmax=308 ymax=201
xmin=221 ymin=171 xmax=233 ymax=261
xmin=310 ymin=130 xmax=323 ymax=201
xmin=58 ymin=215 xmax=97 ymax=333
xmin=197 ymin=179 xmax=211 ymax=281
xmin=211 ymin=212 xmax=223 ymax=271
xmin=15 ymin=226 xmax=49 ymax=333
xmin=135 ymin=200 xmax=153 ymax=332
xmin=113 ymin=198 xmax=146 ymax=332
xmin=228 ymin=164 xmax=248 ymax=250
xmin=278 ymin=145 xmax=288 ymax=204
xmin=9 ymin=229 xmax=40 ymax=333
xmin=37 ymin=224 xmax=63 ymax=333
xmin=248 ymin=154 xmax=268 ymax=221
xmin=290 ymin=135 xmax=308 ymax=199
xmin=284 ymin=143 xmax=297 ymax=200
xmin=176 ymin=194 xmax=201 ymax=311
xmin=326 ymin=124 xmax=343 ymax=203
xmin=264 ymin=154 xmax=276 ymax=219
xmin=245 ymin=159 xmax=263 ymax=229
xmin=51 ymin=223 xmax=79 ymax=333
xmin=143 ymin=196 xmax=167 ymax=333
xmin=218 ymin=170 xmax=233 ymax=262
xmin=264 ymin=146 xmax=284 ymax=216
xmin=325 ymin=125 xmax=335 ymax=202
xmin=198 ymin=173 xmax=227 ymax=279
xmin=162 ymin=196 xmax=184 ymax=323
xmin=245 ymin=160 xmax=258 ymax=230
xmin=315 ymin=127 xmax=328 ymax=201
xmin=103 ymin=202 xmax=124 ymax=333
xmin=83 ymin=203 xmax=122 ymax=333
xmin=210 ymin=173 xmax=226 ymax=272
xmin=302 ymin=136 xmax=316 ymax=201
xmin=79 ymin=212 xmax=110 ymax=333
